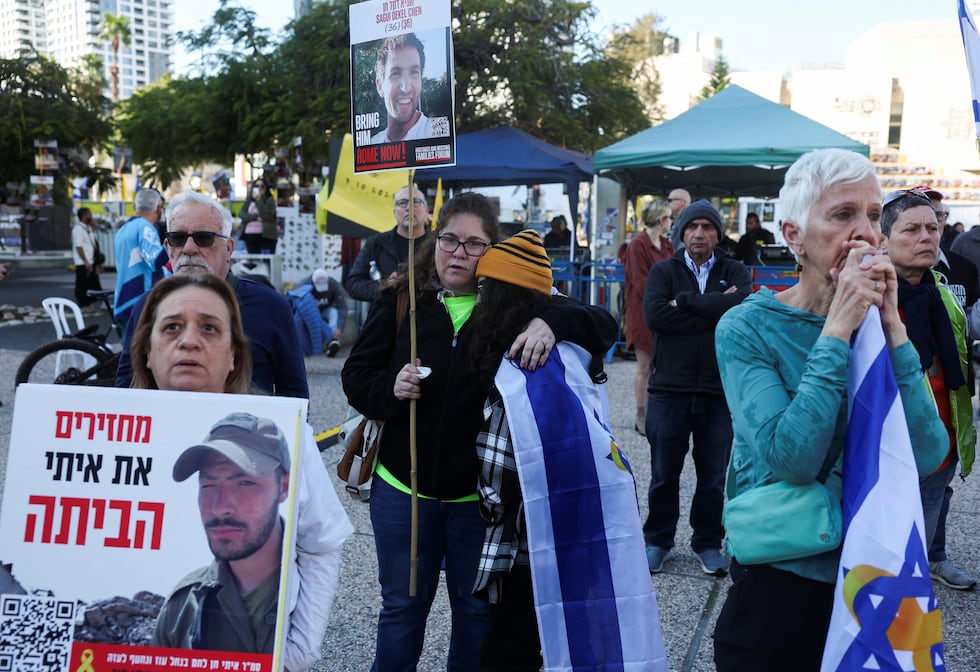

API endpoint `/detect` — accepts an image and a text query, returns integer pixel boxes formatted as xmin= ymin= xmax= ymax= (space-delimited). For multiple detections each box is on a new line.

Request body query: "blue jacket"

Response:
xmin=113 ymin=216 xmax=168 ymax=324
xmin=287 ymin=284 xmax=344 ymax=356
xmin=116 ymin=274 xmax=309 ymax=398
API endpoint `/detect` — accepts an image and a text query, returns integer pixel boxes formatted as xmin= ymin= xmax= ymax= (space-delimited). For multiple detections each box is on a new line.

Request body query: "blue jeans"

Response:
xmin=919 ymin=454 xmax=957 ymax=563
xmin=321 ymin=306 xmax=339 ymax=335
xmin=369 ymin=477 xmax=490 ymax=672
xmin=643 ymin=392 xmax=732 ymax=552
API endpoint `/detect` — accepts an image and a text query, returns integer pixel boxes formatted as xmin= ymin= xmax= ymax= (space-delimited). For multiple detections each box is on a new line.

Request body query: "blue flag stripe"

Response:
xmin=521 ymin=349 xmax=626 ymax=669
xmin=821 ymin=307 xmax=944 ymax=671
xmin=842 ymin=346 xmax=896 ymax=528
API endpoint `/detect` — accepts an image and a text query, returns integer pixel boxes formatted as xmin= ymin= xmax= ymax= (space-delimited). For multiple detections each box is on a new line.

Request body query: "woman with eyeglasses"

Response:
xmin=623 ymin=199 xmax=674 ymax=435
xmin=879 ymin=190 xmax=977 ymax=592
xmin=239 ymin=177 xmax=279 ymax=254
xmin=342 ymin=192 xmax=616 ymax=672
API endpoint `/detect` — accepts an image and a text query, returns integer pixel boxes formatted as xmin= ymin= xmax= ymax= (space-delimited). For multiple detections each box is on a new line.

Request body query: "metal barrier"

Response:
xmin=552 ymin=261 xmax=626 ymax=362
xmin=749 ymin=266 xmax=799 ymax=292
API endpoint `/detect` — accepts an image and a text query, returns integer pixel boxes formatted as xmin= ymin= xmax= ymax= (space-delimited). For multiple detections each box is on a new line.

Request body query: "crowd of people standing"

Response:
xmin=9 ymin=149 xmax=980 ymax=669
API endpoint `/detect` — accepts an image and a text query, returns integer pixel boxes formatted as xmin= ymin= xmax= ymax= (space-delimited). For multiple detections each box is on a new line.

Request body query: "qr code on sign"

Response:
xmin=0 ymin=595 xmax=75 ymax=672
xmin=430 ymin=116 xmax=450 ymax=138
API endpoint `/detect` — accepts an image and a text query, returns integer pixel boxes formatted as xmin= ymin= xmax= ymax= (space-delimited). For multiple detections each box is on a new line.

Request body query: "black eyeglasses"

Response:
xmin=882 ymin=189 xmax=933 ymax=210
xmin=164 ymin=231 xmax=228 ymax=248
xmin=437 ymin=234 xmax=490 ymax=256
xmin=935 ymin=209 xmax=950 ymax=221
xmin=395 ymin=198 xmax=426 ymax=208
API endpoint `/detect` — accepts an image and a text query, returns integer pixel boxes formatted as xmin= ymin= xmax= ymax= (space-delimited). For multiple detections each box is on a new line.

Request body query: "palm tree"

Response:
xmin=97 ymin=13 xmax=131 ymax=105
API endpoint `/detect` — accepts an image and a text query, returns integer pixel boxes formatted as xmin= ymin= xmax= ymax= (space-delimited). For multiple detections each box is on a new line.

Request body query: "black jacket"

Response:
xmin=644 ymin=250 xmax=751 ymax=395
xmin=342 ymin=288 xmax=617 ymax=500
xmin=344 ymin=228 xmax=432 ymax=302
xmin=935 ymin=249 xmax=980 ymax=311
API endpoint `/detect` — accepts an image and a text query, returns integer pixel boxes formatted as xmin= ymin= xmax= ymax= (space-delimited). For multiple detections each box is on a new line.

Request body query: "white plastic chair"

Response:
xmin=41 ymin=297 xmax=86 ymax=339
xmin=41 ymin=297 xmax=96 ymax=376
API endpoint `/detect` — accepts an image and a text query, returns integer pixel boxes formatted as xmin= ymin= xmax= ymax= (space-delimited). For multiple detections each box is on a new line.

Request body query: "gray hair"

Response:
xmin=166 ymin=190 xmax=233 ymax=237
xmin=880 ymin=191 xmax=935 ymax=238
xmin=779 ymin=149 xmax=878 ymax=234
xmin=134 ymin=188 xmax=162 ymax=214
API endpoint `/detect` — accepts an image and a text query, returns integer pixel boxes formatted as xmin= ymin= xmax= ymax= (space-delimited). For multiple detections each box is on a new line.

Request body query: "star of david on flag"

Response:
xmin=495 ymin=342 xmax=668 ymax=672
xmin=820 ymin=307 xmax=944 ymax=672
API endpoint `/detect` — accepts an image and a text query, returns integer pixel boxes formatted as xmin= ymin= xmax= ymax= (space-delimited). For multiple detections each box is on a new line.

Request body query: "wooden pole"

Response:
xmin=407 ymin=170 xmax=419 ymax=597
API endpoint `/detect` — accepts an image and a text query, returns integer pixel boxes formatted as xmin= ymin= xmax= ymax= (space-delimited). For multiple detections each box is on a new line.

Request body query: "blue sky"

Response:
xmin=171 ymin=0 xmax=958 ymax=74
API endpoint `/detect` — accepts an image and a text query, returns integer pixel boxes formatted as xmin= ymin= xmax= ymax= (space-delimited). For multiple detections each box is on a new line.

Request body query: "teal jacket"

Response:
xmin=715 ymin=289 xmax=948 ymax=583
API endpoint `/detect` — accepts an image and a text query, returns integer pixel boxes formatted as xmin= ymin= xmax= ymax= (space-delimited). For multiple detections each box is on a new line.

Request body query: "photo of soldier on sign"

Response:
xmin=349 ymin=0 xmax=456 ymax=173
xmin=0 ymin=386 xmax=310 ymax=672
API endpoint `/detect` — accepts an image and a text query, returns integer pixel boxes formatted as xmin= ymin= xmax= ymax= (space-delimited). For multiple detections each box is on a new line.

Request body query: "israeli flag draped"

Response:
xmin=820 ymin=308 xmax=944 ymax=672
xmin=958 ymin=0 xmax=980 ymax=138
xmin=495 ymin=342 xmax=667 ymax=672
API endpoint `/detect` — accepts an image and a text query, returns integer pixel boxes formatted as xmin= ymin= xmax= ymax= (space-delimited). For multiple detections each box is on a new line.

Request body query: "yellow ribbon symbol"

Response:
xmin=76 ymin=648 xmax=95 ymax=672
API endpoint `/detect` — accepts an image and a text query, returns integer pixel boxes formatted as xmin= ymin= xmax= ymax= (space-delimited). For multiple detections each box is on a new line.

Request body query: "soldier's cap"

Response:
xmin=173 ymin=412 xmax=290 ymax=482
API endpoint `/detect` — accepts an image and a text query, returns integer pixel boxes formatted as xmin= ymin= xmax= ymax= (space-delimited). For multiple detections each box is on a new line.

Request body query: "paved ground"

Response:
xmin=0 ymin=262 xmax=978 ymax=670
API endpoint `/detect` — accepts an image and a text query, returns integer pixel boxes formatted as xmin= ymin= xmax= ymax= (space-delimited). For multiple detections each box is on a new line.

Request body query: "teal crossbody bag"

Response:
xmin=723 ymin=463 xmax=843 ymax=565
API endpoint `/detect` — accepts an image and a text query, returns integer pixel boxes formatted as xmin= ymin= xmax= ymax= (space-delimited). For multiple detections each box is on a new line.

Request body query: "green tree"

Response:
xmin=450 ymin=0 xmax=648 ymax=151
xmin=118 ymin=0 xmax=283 ymax=187
xmin=0 ymin=52 xmax=114 ymax=203
xmin=605 ymin=12 xmax=668 ymax=123
xmin=698 ymin=54 xmax=731 ymax=102
xmin=97 ymin=13 xmax=131 ymax=105
xmin=117 ymin=0 xmax=649 ymax=180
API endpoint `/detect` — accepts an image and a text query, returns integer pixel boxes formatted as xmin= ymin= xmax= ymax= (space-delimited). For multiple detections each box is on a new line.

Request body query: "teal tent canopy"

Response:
xmin=594 ymin=85 xmax=870 ymax=198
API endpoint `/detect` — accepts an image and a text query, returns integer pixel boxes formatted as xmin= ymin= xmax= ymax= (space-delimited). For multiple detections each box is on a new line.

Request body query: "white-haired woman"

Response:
xmin=712 ymin=149 xmax=947 ymax=670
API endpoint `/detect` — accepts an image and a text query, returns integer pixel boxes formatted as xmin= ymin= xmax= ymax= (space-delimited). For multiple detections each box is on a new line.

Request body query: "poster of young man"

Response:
xmin=29 ymin=175 xmax=54 ymax=206
xmin=349 ymin=0 xmax=456 ymax=173
xmin=0 ymin=385 xmax=308 ymax=672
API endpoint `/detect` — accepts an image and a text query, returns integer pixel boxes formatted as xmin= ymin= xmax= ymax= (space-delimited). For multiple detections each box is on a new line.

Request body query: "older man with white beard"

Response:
xmin=115 ymin=190 xmax=308 ymax=397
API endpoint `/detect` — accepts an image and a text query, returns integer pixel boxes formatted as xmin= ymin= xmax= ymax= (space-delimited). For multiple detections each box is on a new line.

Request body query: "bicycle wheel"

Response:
xmin=16 ymin=339 xmax=115 ymax=386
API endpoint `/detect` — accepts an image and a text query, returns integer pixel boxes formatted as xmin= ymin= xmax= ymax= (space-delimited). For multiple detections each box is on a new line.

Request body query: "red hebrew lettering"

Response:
xmin=54 ymin=497 xmax=91 ymax=545
xmin=134 ymin=501 xmax=165 ymax=549
xmin=104 ymin=499 xmax=133 ymax=548
xmin=24 ymin=495 xmax=57 ymax=543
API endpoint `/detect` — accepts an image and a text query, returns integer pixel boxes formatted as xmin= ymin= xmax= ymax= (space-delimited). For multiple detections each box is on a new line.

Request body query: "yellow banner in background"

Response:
xmin=432 ymin=178 xmax=444 ymax=225
xmin=318 ymin=133 xmax=409 ymax=234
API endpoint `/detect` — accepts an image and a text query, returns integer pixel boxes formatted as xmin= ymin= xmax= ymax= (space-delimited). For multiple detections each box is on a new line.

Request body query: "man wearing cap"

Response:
xmin=288 ymin=269 xmax=349 ymax=357
xmin=642 ymin=199 xmax=751 ymax=577
xmin=344 ymin=185 xmax=433 ymax=302
xmin=152 ymin=412 xmax=352 ymax=669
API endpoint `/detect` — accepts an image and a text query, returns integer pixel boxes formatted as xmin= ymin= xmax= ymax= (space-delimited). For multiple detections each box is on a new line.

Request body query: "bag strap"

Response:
xmin=395 ymin=287 xmax=409 ymax=336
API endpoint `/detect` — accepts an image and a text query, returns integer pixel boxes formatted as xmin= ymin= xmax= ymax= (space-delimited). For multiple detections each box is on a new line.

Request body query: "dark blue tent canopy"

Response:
xmin=415 ymin=126 xmax=594 ymax=222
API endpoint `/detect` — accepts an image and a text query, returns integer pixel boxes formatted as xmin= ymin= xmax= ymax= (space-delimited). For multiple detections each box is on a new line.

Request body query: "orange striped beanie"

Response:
xmin=476 ymin=229 xmax=553 ymax=295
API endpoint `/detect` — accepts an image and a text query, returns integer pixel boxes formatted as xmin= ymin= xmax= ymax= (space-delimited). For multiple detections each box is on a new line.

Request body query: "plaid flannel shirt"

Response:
xmin=473 ymin=386 xmax=530 ymax=604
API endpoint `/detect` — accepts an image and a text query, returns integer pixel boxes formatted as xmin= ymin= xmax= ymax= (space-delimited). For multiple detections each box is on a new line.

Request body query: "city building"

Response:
xmin=649 ymin=16 xmax=980 ymax=224
xmin=0 ymin=0 xmax=172 ymax=102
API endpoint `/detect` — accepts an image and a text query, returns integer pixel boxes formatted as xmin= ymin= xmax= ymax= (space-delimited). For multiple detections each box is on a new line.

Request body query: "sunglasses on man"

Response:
xmin=164 ymin=231 xmax=229 ymax=248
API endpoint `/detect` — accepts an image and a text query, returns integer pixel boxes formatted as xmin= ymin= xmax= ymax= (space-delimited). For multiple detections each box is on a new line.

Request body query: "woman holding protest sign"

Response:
xmin=130 ymin=274 xmax=351 ymax=671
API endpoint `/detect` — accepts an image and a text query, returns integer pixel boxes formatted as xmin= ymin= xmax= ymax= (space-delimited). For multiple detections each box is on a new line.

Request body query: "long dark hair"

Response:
xmin=469 ymin=278 xmax=555 ymax=384
xmin=382 ymin=191 xmax=501 ymax=299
